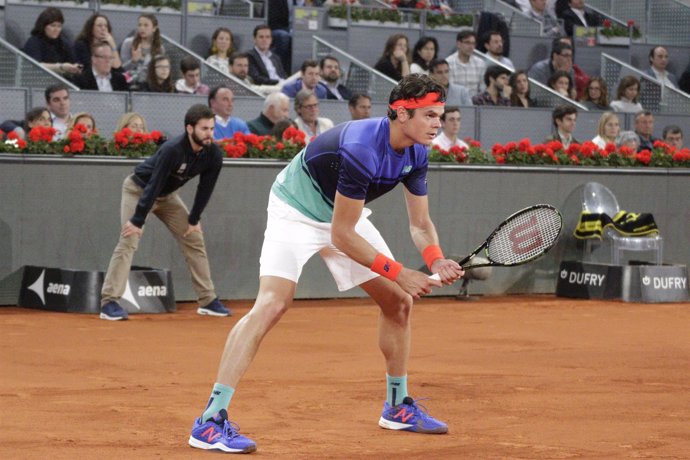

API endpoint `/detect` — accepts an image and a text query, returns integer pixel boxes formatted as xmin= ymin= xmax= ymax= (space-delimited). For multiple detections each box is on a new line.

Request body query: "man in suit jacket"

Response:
xmin=546 ymin=104 xmax=579 ymax=149
xmin=645 ymin=46 xmax=679 ymax=89
xmin=246 ymin=24 xmax=287 ymax=86
xmin=559 ymin=0 xmax=602 ymax=37
xmin=72 ymin=41 xmax=128 ymax=92
xmin=319 ymin=56 xmax=353 ymax=101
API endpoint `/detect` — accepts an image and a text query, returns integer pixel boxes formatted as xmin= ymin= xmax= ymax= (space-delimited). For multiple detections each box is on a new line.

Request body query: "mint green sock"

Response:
xmin=201 ymin=382 xmax=235 ymax=422
xmin=386 ymin=374 xmax=408 ymax=406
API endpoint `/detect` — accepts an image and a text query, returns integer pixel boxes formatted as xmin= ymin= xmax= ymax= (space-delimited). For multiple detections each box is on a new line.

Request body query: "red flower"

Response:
xmin=7 ymin=131 xmax=18 ymax=140
xmin=566 ymin=143 xmax=581 ymax=155
xmin=636 ymin=150 xmax=651 ymax=165
xmin=518 ymin=138 xmax=531 ymax=152
xmin=603 ymin=19 xmax=612 ymax=28
xmin=16 ymin=138 xmax=27 ymax=149
xmin=618 ymin=145 xmax=634 ymax=156
xmin=150 ymin=130 xmax=162 ymax=142
xmin=504 ymin=141 xmax=517 ymax=152
xmin=627 ymin=20 xmax=635 ymax=27
xmin=469 ymin=140 xmax=481 ymax=148
xmin=605 ymin=142 xmax=617 ymax=153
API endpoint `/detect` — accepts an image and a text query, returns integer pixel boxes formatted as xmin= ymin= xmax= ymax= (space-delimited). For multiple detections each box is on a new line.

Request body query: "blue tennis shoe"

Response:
xmin=378 ymin=396 xmax=448 ymax=434
xmin=189 ymin=409 xmax=256 ymax=453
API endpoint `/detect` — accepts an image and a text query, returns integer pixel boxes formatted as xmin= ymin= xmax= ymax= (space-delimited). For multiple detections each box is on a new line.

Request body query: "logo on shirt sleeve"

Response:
xmin=402 ymin=165 xmax=412 ymax=175
xmin=176 ymin=163 xmax=187 ymax=175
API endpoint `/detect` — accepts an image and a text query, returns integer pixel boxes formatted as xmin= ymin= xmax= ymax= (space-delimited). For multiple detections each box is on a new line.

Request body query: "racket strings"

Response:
xmin=487 ymin=208 xmax=562 ymax=265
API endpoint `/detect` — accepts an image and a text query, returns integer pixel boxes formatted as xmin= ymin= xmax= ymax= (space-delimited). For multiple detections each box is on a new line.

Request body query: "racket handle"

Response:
xmin=429 ymin=273 xmax=441 ymax=281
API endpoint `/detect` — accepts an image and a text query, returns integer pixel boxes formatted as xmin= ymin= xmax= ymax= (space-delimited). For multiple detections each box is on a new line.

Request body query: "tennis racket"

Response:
xmin=430 ymin=204 xmax=562 ymax=280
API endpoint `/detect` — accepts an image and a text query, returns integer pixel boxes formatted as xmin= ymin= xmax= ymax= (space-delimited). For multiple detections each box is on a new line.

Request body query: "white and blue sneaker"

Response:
xmin=189 ymin=409 xmax=256 ymax=454
xmin=100 ymin=301 xmax=128 ymax=321
xmin=197 ymin=298 xmax=231 ymax=317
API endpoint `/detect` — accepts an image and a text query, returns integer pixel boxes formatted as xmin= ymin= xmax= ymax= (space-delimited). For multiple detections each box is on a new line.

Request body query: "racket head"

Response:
xmin=482 ymin=204 xmax=562 ymax=267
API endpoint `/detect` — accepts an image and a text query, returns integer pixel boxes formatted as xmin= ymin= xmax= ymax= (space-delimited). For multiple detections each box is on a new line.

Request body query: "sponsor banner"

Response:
xmin=556 ymin=261 xmax=623 ymax=299
xmin=18 ymin=266 xmax=175 ymax=314
xmin=622 ymin=264 xmax=690 ymax=303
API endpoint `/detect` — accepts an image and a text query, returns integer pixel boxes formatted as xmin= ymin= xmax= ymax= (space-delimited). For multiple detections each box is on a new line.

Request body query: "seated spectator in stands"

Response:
xmin=319 ymin=56 xmax=352 ymax=101
xmin=247 ymin=24 xmax=287 ymax=86
xmin=429 ymin=59 xmax=473 ymax=107
xmin=547 ymin=70 xmax=575 ymax=99
xmin=509 ymin=70 xmax=535 ymax=107
xmin=528 ymin=41 xmax=575 ymax=89
xmin=558 ymin=0 xmax=601 ymax=37
xmin=524 ymin=0 xmax=562 ymax=37
xmin=432 ymin=107 xmax=468 ymax=150
xmin=546 ymin=104 xmax=579 ymax=148
xmin=472 ymin=66 xmax=511 ymax=106
xmin=554 ymin=36 xmax=589 ymax=98
xmin=68 ymin=112 xmax=97 ymax=136
xmin=679 ymin=61 xmax=690 ymax=94
xmin=228 ymin=52 xmax=278 ymax=96
xmin=116 ymin=112 xmax=148 ymax=134
xmin=348 ymin=94 xmax=372 ymax=120
xmin=610 ymin=76 xmax=644 ymax=114
xmin=206 ymin=27 xmax=235 ymax=74
xmin=423 ymin=0 xmax=454 ymax=15
xmin=293 ymin=90 xmax=334 ymax=143
xmin=247 ymin=92 xmax=291 ymax=135
xmin=74 ymin=14 xmax=122 ymax=71
xmin=72 ymin=41 xmax=129 ymax=92
xmin=662 ymin=125 xmax=684 ymax=150
xmin=120 ymin=13 xmax=164 ymax=88
xmin=0 ymin=107 xmax=53 ymax=140
xmin=45 ymin=84 xmax=73 ymax=140
xmin=517 ymin=0 xmax=557 ymax=17
xmin=410 ymin=36 xmax=439 ymax=75
xmin=23 ymin=7 xmax=82 ymax=76
xmin=139 ymin=54 xmax=175 ymax=93
xmin=646 ymin=46 xmax=678 ymax=89
xmin=480 ymin=31 xmax=514 ymax=70
xmin=208 ymin=85 xmax=250 ymax=140
xmin=618 ymin=130 xmax=639 ymax=150
xmin=591 ymin=112 xmax=619 ymax=149
xmin=282 ymin=60 xmax=328 ymax=99
xmin=579 ymin=77 xmax=610 ymax=110
xmin=634 ymin=110 xmax=657 ymax=152
xmin=445 ymin=30 xmax=485 ymax=96
xmin=374 ymin=34 xmax=411 ymax=81
xmin=175 ymin=56 xmax=210 ymax=95
xmin=267 ymin=0 xmax=293 ymax=73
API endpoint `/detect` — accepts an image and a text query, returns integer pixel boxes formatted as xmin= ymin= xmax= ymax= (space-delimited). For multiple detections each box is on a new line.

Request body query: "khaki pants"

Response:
xmin=100 ymin=175 xmax=216 ymax=307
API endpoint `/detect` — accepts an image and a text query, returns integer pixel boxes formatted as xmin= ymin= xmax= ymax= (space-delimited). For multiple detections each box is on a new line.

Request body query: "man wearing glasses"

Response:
xmin=444 ymin=30 xmax=485 ymax=97
xmin=293 ymin=89 xmax=333 ymax=144
xmin=528 ymin=41 xmax=575 ymax=91
xmin=73 ymin=41 xmax=128 ymax=92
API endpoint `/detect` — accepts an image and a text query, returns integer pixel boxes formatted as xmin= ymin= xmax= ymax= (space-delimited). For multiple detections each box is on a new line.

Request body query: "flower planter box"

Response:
xmin=596 ymin=29 xmax=631 ymax=46
xmin=353 ymin=19 xmax=408 ymax=28
xmin=327 ymin=17 xmax=348 ymax=28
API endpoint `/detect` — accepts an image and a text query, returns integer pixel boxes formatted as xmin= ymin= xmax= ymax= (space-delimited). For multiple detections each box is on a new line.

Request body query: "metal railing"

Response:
xmin=216 ymin=0 xmax=255 ymax=17
xmin=161 ymin=35 xmax=262 ymax=98
xmin=483 ymin=0 xmax=544 ymax=36
xmin=601 ymin=53 xmax=690 ymax=114
xmin=312 ymin=36 xmax=396 ymax=104
xmin=0 ymin=36 xmax=79 ymax=90
xmin=473 ymin=50 xmax=588 ymax=110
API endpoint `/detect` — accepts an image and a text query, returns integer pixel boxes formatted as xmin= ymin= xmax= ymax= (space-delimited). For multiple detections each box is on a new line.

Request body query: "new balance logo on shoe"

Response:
xmin=201 ymin=427 xmax=221 ymax=443
xmin=394 ymin=408 xmax=414 ymax=423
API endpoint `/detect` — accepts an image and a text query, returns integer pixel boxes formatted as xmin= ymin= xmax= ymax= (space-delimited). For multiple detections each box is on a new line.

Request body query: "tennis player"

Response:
xmin=189 ymin=74 xmax=464 ymax=453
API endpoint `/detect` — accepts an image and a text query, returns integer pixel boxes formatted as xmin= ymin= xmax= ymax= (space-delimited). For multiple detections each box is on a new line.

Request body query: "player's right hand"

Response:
xmin=396 ymin=267 xmax=442 ymax=299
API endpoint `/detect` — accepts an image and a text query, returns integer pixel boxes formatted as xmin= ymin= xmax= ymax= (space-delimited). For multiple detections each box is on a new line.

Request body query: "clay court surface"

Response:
xmin=2 ymin=295 xmax=690 ymax=459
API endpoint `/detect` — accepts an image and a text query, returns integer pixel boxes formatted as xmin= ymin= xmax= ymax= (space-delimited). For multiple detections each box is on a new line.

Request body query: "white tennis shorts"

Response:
xmin=259 ymin=192 xmax=394 ymax=291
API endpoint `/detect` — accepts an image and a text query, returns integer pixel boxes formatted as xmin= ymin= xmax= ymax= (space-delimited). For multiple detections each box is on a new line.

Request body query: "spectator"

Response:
xmin=618 ymin=130 xmax=639 ymax=150
xmin=480 ymin=30 xmax=514 ymax=69
xmin=528 ymin=41 xmax=575 ymax=90
xmin=140 ymin=54 xmax=175 ymax=93
xmin=247 ymin=24 xmax=287 ymax=86
xmin=517 ymin=0 xmax=558 ymax=17
xmin=429 ymin=59 xmax=473 ymax=107
xmin=374 ymin=34 xmax=411 ymax=81
xmin=525 ymin=0 xmax=562 ymax=37
xmin=320 ymin=56 xmax=353 ymax=101
xmin=472 ymin=65 xmax=511 ymax=106
xmin=23 ymin=7 xmax=81 ymax=76
xmin=0 ymin=107 xmax=52 ymax=140
xmin=558 ymin=0 xmax=602 ymax=37
xmin=120 ymin=13 xmax=164 ymax=88
xmin=445 ymin=30 xmax=486 ymax=96
xmin=266 ymin=0 xmax=293 ymax=72
xmin=208 ymin=85 xmax=250 ymax=140
xmin=662 ymin=125 xmax=684 ymax=150
xmin=228 ymin=52 xmax=278 ymax=96
xmin=74 ymin=14 xmax=122 ymax=70
xmin=547 ymin=104 xmax=579 ymax=148
xmin=547 ymin=70 xmax=575 ymax=99
xmin=679 ymin=61 xmax=690 ymax=94
xmin=45 ymin=83 xmax=73 ymax=140
xmin=432 ymin=107 xmax=468 ymax=150
xmin=580 ymin=77 xmax=610 ymax=110
xmin=554 ymin=36 xmax=590 ymax=98
xmin=281 ymin=60 xmax=328 ymax=99
xmin=348 ymin=94 xmax=372 ymax=120
xmin=509 ymin=70 xmax=535 ymax=107
xmin=610 ymin=76 xmax=644 ymax=113
xmin=175 ymin=56 xmax=210 ymax=95
xmin=634 ymin=110 xmax=657 ymax=152
xmin=646 ymin=46 xmax=678 ymax=89
xmin=68 ymin=112 xmax=97 ymax=135
xmin=410 ymin=36 xmax=439 ymax=75
xmin=247 ymin=92 xmax=291 ymax=135
xmin=72 ymin=41 xmax=129 ymax=92
xmin=116 ymin=112 xmax=148 ymax=134
xmin=293 ymin=90 xmax=334 ymax=143
xmin=591 ymin=112 xmax=620 ymax=148
xmin=206 ymin=27 xmax=235 ymax=74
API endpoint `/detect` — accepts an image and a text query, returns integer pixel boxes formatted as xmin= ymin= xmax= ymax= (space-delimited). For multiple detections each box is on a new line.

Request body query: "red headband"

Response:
xmin=389 ymin=92 xmax=445 ymax=110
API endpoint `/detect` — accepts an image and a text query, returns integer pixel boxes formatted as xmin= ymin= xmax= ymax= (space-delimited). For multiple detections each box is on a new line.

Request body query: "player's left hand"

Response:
xmin=430 ymin=258 xmax=464 ymax=285
xmin=183 ymin=223 xmax=202 ymax=238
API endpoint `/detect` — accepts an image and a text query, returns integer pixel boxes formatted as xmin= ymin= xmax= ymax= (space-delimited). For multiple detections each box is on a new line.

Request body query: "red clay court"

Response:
xmin=2 ymin=295 xmax=690 ymax=458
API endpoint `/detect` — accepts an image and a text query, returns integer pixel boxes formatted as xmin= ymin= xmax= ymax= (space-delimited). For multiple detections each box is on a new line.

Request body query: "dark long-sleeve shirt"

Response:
xmin=130 ymin=134 xmax=223 ymax=228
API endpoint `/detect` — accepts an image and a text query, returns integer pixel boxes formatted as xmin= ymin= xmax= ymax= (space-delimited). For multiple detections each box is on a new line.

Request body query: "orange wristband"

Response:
xmin=371 ymin=253 xmax=403 ymax=281
xmin=422 ymin=245 xmax=444 ymax=270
